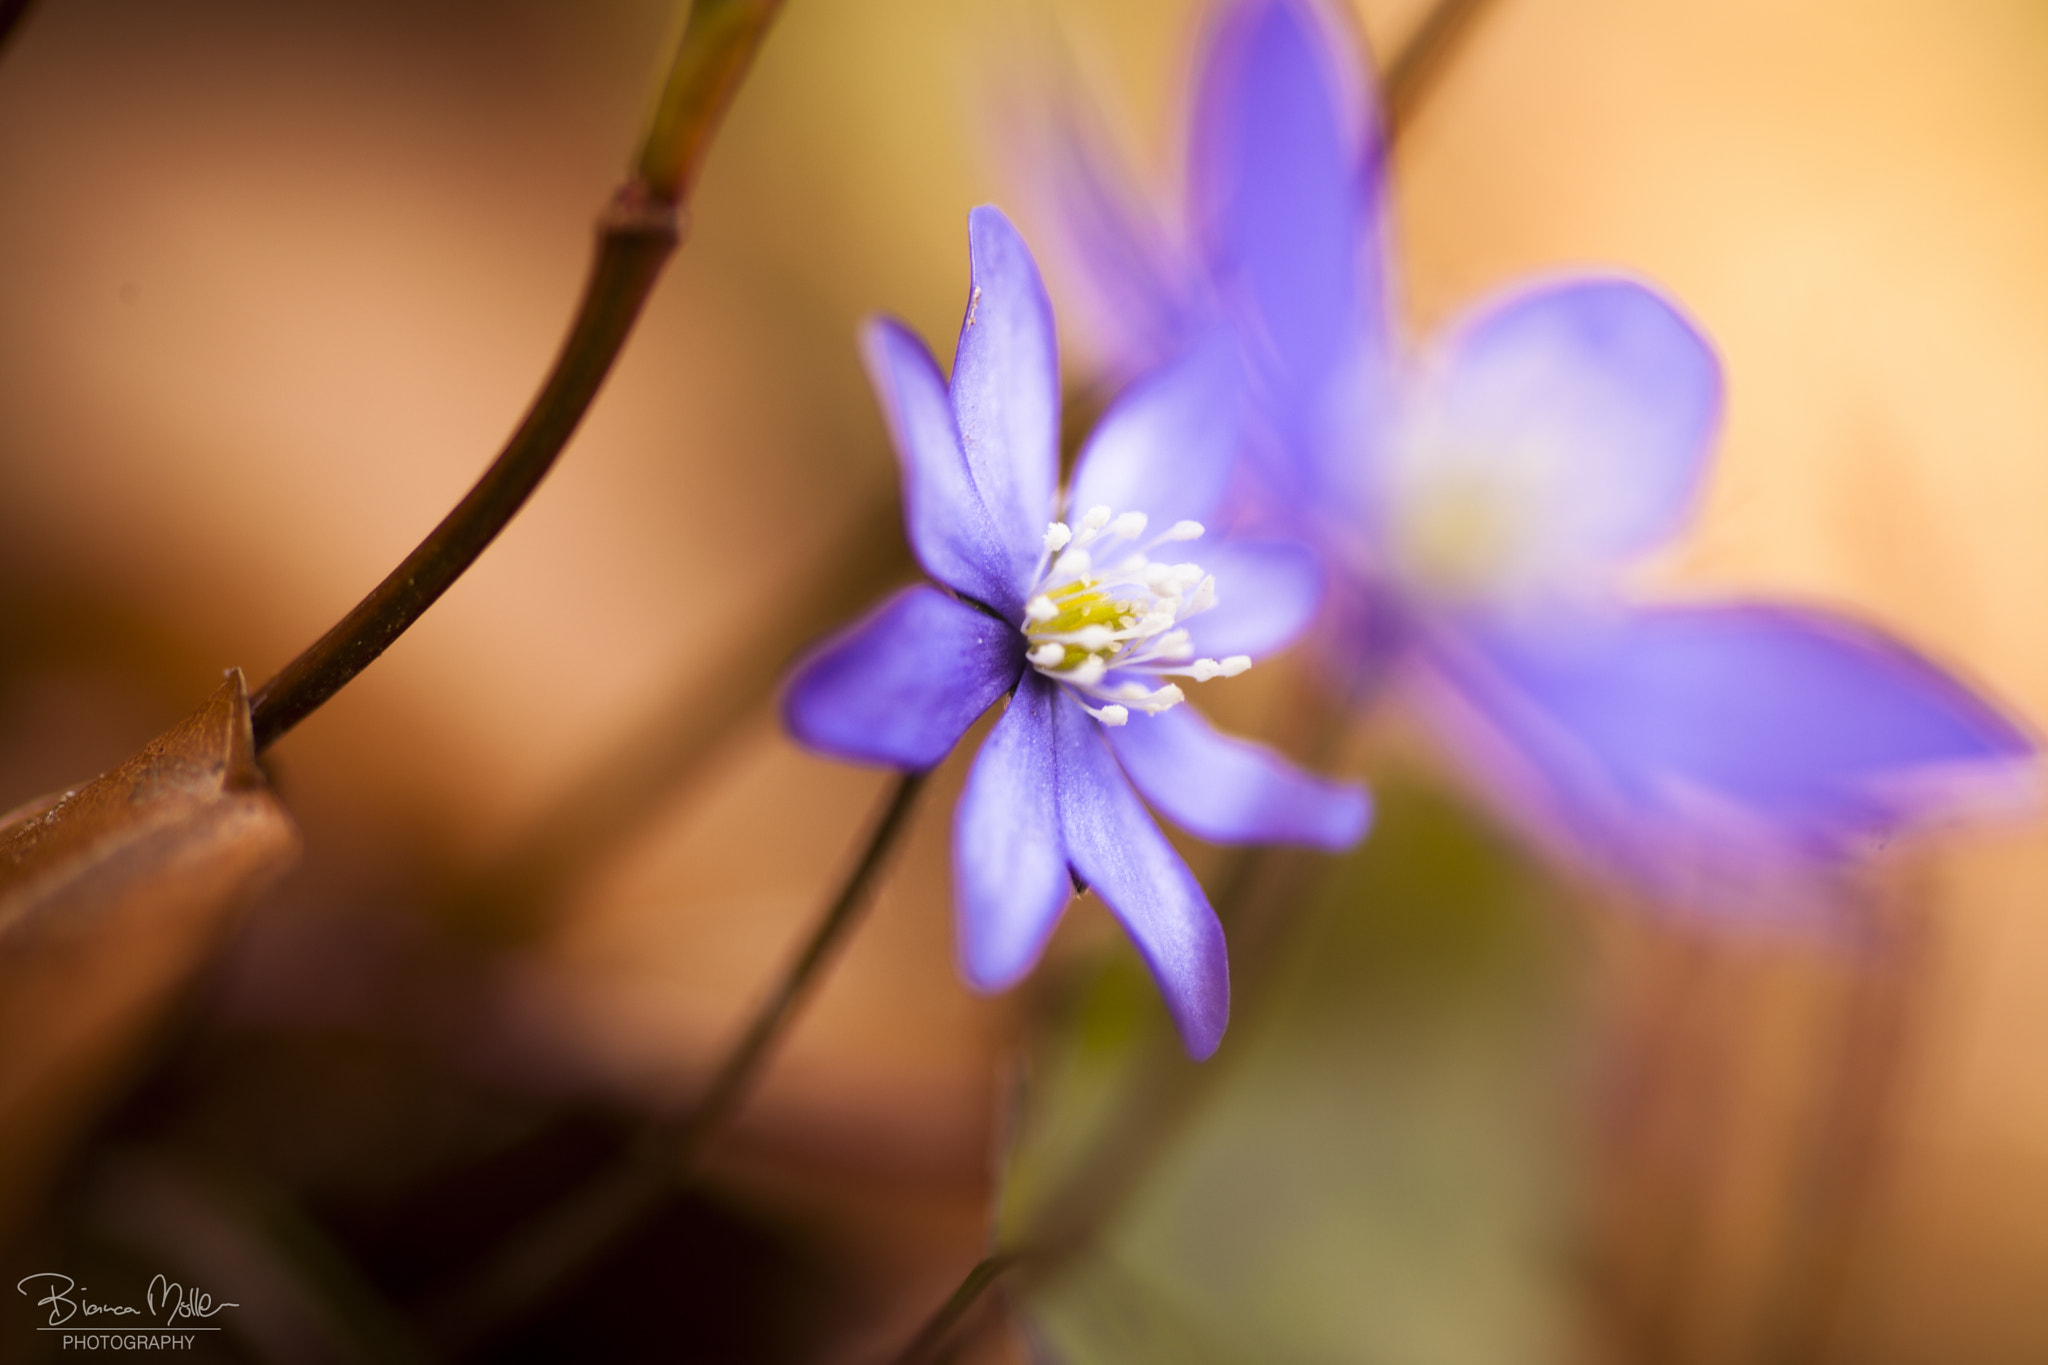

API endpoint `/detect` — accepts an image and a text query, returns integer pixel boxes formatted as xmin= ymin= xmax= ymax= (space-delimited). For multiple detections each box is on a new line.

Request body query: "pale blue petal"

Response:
xmin=1109 ymin=704 xmax=1370 ymax=851
xmin=1067 ymin=333 xmax=1240 ymax=531
xmin=1456 ymin=604 xmax=2034 ymax=864
xmin=1053 ymin=691 xmax=1230 ymax=1059
xmin=951 ymin=206 xmax=1062 ymax=598
xmin=783 ymin=585 xmax=1022 ymax=770
xmin=955 ymin=673 xmax=1073 ymax=989
xmin=1428 ymin=278 xmax=1722 ymax=567
xmin=861 ymin=319 xmax=1026 ymax=613
xmin=1183 ymin=538 xmax=1323 ymax=659
xmin=1189 ymin=0 xmax=1388 ymax=423
xmin=1026 ymin=91 xmax=1207 ymax=381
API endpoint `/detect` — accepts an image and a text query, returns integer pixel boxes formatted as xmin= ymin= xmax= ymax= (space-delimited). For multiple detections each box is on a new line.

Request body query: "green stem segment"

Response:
xmin=887 ymin=1253 xmax=1021 ymax=1365
xmin=248 ymin=0 xmax=786 ymax=752
xmin=424 ymin=770 xmax=930 ymax=1353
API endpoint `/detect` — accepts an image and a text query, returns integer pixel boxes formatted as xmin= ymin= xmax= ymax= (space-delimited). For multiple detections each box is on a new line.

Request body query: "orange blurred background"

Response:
xmin=0 ymin=0 xmax=2043 ymax=1360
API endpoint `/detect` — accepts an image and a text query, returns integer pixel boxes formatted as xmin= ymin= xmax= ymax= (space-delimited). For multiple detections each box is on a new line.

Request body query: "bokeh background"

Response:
xmin=0 ymin=0 xmax=2043 ymax=1360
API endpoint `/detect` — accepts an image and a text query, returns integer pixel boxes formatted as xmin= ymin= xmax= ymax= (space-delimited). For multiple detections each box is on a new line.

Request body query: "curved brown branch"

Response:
xmin=248 ymin=0 xmax=787 ymax=751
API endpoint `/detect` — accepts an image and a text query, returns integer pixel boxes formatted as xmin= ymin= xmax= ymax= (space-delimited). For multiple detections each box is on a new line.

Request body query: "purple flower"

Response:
xmin=783 ymin=206 xmax=1369 ymax=1058
xmin=1032 ymin=0 xmax=2034 ymax=903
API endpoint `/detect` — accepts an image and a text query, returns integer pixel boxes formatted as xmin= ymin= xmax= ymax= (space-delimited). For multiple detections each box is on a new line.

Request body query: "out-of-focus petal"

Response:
xmin=861 ymin=319 xmax=1028 ymax=613
xmin=784 ymin=585 xmax=1022 ymax=770
xmin=1068 ymin=333 xmax=1239 ymax=530
xmin=1018 ymin=85 xmax=1206 ymax=381
xmin=956 ymin=673 xmax=1073 ymax=989
xmin=1183 ymin=538 xmax=1323 ymax=658
xmin=1189 ymin=0 xmax=1387 ymax=425
xmin=1109 ymin=704 xmax=1370 ymax=851
xmin=1052 ymin=691 xmax=1230 ymax=1059
xmin=1443 ymin=604 xmax=2035 ymax=874
xmin=1420 ymin=278 xmax=1722 ymax=572
xmin=951 ymin=206 xmax=1062 ymax=595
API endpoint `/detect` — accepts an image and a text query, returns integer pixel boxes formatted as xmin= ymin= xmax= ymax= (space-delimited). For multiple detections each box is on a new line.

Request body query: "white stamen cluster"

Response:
xmin=1020 ymin=504 xmax=1251 ymax=726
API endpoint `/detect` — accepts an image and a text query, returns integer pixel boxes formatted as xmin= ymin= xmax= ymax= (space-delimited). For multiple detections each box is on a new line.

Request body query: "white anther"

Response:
xmin=1106 ymin=554 xmax=1148 ymax=579
xmin=1072 ymin=625 xmax=1116 ymax=651
xmin=1182 ymin=656 xmax=1249 ymax=682
xmin=1134 ymin=610 xmax=1177 ymax=637
xmin=1052 ymin=549 xmax=1092 ymax=578
xmin=1126 ymin=683 xmax=1185 ymax=714
xmin=1019 ymin=504 xmax=1244 ymax=711
xmin=1108 ymin=511 xmax=1148 ymax=540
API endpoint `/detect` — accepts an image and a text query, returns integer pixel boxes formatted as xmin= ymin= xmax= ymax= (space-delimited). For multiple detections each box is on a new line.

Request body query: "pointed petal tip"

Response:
xmin=950 ymin=203 xmax=1060 ymax=590
xmin=968 ymin=201 xmax=1022 ymax=241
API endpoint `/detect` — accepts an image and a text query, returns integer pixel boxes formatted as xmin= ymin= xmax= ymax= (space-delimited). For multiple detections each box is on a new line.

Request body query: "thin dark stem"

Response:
xmin=423 ymin=770 xmax=930 ymax=1354
xmin=1382 ymin=0 xmax=1499 ymax=135
xmin=249 ymin=197 xmax=675 ymax=749
xmin=669 ymin=769 xmax=929 ymax=1171
xmin=247 ymin=0 xmax=786 ymax=752
xmin=885 ymin=1253 xmax=1020 ymax=1365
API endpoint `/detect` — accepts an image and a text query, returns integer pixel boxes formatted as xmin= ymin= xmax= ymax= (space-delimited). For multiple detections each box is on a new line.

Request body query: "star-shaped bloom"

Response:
xmin=1031 ymin=0 xmax=2033 ymax=903
xmin=783 ymin=206 xmax=1369 ymax=1057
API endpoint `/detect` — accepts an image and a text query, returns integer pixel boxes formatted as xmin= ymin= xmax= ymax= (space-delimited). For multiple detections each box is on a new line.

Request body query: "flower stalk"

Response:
xmin=424 ymin=770 xmax=929 ymax=1353
xmin=875 ymin=0 xmax=1507 ymax=1349
xmin=248 ymin=0 xmax=786 ymax=751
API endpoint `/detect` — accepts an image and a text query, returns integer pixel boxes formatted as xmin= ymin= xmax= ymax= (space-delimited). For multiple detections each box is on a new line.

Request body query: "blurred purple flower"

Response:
xmin=783 ymin=206 xmax=1369 ymax=1058
xmin=1030 ymin=0 xmax=2034 ymax=902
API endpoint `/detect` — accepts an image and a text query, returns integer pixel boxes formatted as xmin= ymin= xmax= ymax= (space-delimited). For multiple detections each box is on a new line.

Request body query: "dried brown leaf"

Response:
xmin=0 ymin=669 xmax=299 ymax=1244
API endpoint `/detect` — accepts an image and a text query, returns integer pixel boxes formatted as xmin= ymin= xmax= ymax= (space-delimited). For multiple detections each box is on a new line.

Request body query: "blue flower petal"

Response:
xmin=1068 ymin=332 xmax=1240 ymax=531
xmin=1052 ymin=690 xmax=1231 ymax=1059
xmin=1027 ymin=92 xmax=1206 ymax=382
xmin=1452 ymin=604 xmax=2035 ymax=869
xmin=1189 ymin=0 xmax=1387 ymax=430
xmin=1427 ymin=278 xmax=1722 ymax=569
xmin=1109 ymin=704 xmax=1371 ymax=851
xmin=951 ymin=206 xmax=1062 ymax=601
xmin=955 ymin=673 xmax=1073 ymax=989
xmin=861 ymin=319 xmax=1029 ymax=613
xmin=1184 ymin=538 xmax=1323 ymax=658
xmin=783 ymin=585 xmax=1023 ymax=770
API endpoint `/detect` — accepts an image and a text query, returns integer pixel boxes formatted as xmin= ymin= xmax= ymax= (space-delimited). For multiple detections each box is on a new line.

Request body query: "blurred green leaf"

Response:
xmin=1004 ymin=776 xmax=1577 ymax=1365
